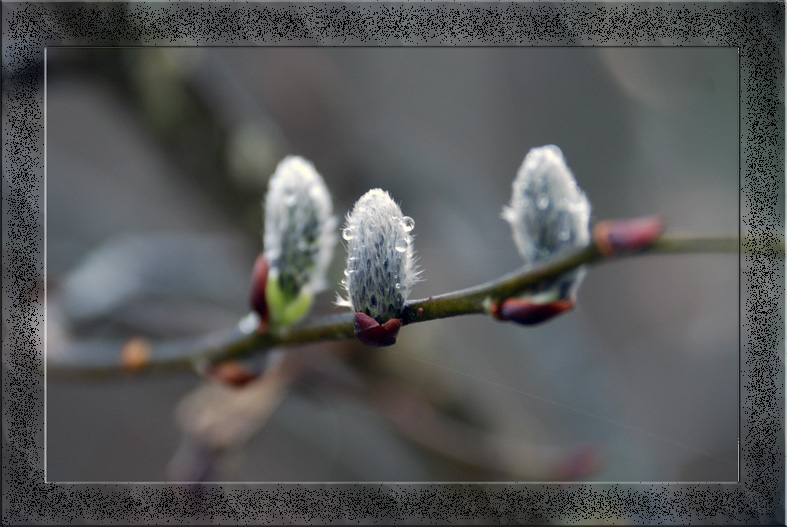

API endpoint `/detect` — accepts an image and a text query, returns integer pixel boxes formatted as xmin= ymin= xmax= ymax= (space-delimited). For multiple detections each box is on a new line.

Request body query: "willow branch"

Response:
xmin=47 ymin=232 xmax=781 ymax=377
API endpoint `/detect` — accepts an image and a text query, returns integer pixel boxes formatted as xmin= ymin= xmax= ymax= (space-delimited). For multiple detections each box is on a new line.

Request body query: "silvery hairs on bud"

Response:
xmin=502 ymin=145 xmax=591 ymax=300
xmin=263 ymin=156 xmax=337 ymax=299
xmin=339 ymin=189 xmax=420 ymax=323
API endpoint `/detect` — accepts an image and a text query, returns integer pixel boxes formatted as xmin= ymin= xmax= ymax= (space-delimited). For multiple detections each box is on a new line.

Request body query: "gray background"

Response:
xmin=45 ymin=46 xmax=739 ymax=483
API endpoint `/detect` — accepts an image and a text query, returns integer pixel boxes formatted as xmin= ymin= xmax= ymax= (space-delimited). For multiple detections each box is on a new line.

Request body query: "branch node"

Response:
xmin=593 ymin=216 xmax=665 ymax=256
xmin=492 ymin=297 xmax=575 ymax=326
xmin=120 ymin=337 xmax=152 ymax=372
xmin=205 ymin=361 xmax=261 ymax=388
xmin=354 ymin=312 xmax=402 ymax=347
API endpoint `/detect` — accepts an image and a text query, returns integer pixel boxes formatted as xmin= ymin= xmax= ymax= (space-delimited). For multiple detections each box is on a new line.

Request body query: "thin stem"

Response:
xmin=47 ymin=232 xmax=780 ymax=376
xmin=402 ymin=244 xmax=600 ymax=324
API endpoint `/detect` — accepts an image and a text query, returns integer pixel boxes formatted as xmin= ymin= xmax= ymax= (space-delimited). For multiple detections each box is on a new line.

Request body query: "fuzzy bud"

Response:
xmin=502 ymin=145 xmax=591 ymax=302
xmin=339 ymin=189 xmax=420 ymax=345
xmin=262 ymin=156 xmax=337 ymax=325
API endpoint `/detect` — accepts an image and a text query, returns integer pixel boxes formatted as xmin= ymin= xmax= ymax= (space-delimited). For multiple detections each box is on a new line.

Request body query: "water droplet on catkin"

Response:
xmin=342 ymin=228 xmax=354 ymax=241
xmin=402 ymin=216 xmax=415 ymax=232
xmin=395 ymin=239 xmax=408 ymax=253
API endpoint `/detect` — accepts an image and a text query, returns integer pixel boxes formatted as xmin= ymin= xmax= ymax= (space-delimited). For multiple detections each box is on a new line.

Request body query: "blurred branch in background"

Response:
xmin=170 ymin=348 xmax=604 ymax=483
xmin=51 ymin=46 xmax=292 ymax=236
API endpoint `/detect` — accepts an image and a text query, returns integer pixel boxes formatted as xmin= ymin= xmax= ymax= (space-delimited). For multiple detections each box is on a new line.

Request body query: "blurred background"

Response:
xmin=44 ymin=45 xmax=740 ymax=489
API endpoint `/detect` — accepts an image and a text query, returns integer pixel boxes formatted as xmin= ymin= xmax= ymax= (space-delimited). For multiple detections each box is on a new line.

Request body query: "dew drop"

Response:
xmin=344 ymin=268 xmax=354 ymax=277
xmin=342 ymin=228 xmax=354 ymax=240
xmin=536 ymin=195 xmax=550 ymax=210
xmin=402 ymin=216 xmax=415 ymax=232
xmin=395 ymin=282 xmax=402 ymax=290
xmin=395 ymin=239 xmax=408 ymax=253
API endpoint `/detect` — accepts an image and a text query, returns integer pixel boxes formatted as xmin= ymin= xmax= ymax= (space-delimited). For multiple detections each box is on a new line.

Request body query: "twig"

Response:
xmin=365 ymin=379 xmax=601 ymax=480
xmin=46 ymin=232 xmax=780 ymax=376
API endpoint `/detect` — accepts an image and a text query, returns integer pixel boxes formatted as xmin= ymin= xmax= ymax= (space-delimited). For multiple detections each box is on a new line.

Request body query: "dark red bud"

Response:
xmin=554 ymin=444 xmax=602 ymax=481
xmin=494 ymin=297 xmax=575 ymax=326
xmin=593 ymin=216 xmax=665 ymax=256
xmin=207 ymin=361 xmax=260 ymax=388
xmin=354 ymin=312 xmax=402 ymax=347
xmin=249 ymin=253 xmax=269 ymax=330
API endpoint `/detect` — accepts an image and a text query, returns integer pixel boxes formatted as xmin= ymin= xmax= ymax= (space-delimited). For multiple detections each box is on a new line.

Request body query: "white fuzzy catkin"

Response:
xmin=263 ymin=156 xmax=337 ymax=298
xmin=339 ymin=189 xmax=420 ymax=322
xmin=502 ymin=145 xmax=591 ymax=299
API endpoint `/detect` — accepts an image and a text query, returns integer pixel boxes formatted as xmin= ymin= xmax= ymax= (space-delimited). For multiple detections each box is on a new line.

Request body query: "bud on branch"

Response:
xmin=339 ymin=189 xmax=420 ymax=347
xmin=258 ymin=156 xmax=337 ymax=327
xmin=498 ymin=145 xmax=592 ymax=325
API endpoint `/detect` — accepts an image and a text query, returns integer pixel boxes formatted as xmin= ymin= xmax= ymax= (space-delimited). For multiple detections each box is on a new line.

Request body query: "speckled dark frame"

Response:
xmin=3 ymin=2 xmax=784 ymax=524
